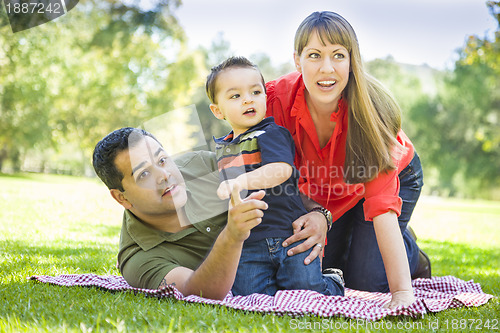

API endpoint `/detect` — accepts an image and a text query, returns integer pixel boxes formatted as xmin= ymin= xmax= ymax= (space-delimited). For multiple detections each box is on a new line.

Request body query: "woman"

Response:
xmin=266 ymin=11 xmax=430 ymax=308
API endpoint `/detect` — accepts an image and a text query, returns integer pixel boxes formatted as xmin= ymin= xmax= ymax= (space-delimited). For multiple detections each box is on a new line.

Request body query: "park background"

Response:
xmin=0 ymin=0 xmax=499 ymax=199
xmin=0 ymin=1 xmax=499 ymax=332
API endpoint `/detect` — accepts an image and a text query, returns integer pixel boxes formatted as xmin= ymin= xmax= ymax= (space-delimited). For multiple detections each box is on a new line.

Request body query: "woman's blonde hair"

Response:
xmin=295 ymin=11 xmax=402 ymax=183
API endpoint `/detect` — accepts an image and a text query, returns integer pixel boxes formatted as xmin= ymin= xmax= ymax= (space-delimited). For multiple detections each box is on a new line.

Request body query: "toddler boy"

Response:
xmin=205 ymin=56 xmax=344 ymax=296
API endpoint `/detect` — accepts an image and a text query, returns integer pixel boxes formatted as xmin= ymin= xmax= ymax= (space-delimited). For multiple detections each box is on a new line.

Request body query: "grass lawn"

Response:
xmin=0 ymin=173 xmax=498 ymax=332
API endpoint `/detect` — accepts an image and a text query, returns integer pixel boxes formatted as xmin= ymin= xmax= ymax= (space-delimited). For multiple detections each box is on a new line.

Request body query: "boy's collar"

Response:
xmin=215 ymin=117 xmax=275 ymax=144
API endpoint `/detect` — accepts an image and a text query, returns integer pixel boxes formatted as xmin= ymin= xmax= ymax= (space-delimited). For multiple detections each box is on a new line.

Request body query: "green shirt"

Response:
xmin=118 ymin=151 xmax=228 ymax=289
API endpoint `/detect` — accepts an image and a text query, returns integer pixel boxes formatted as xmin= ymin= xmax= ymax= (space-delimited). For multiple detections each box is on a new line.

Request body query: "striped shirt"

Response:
xmin=214 ymin=117 xmax=307 ymax=242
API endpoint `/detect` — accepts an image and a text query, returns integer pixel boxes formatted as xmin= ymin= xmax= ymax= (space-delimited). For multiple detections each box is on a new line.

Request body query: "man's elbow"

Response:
xmin=182 ymin=284 xmax=228 ymax=300
xmin=181 ymin=274 xmax=229 ymax=300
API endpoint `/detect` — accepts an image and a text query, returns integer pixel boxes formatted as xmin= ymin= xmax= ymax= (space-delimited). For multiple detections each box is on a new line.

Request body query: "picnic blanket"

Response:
xmin=29 ymin=274 xmax=494 ymax=321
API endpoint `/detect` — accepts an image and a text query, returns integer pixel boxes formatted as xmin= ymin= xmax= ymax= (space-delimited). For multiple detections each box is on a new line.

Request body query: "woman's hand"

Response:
xmin=281 ymin=211 xmax=328 ymax=265
xmin=383 ymin=290 xmax=416 ymax=309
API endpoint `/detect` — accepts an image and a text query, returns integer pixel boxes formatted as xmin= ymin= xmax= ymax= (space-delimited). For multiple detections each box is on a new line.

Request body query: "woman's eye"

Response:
xmin=230 ymin=94 xmax=240 ymax=99
xmin=334 ymin=53 xmax=345 ymax=59
xmin=309 ymin=53 xmax=320 ymax=59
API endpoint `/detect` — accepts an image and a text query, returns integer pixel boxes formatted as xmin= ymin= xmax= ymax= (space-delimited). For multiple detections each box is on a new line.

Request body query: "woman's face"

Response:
xmin=294 ymin=31 xmax=350 ymax=110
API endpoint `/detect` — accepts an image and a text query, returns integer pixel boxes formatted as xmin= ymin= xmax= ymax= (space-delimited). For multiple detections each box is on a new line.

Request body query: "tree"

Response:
xmin=0 ymin=12 xmax=60 ymax=171
xmin=365 ymin=56 xmax=424 ymax=115
xmin=408 ymin=1 xmax=500 ymax=198
xmin=0 ymin=0 xmax=195 ymax=174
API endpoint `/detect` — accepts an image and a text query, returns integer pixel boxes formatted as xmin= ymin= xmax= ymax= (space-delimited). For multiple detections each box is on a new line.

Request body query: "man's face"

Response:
xmin=113 ymin=136 xmax=188 ymax=219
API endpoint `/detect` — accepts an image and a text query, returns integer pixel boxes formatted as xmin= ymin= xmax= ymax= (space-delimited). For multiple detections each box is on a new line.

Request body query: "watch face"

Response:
xmin=325 ymin=210 xmax=333 ymax=223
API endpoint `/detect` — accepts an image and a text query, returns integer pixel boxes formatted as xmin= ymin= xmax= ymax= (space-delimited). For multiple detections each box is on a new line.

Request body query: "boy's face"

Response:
xmin=210 ymin=67 xmax=266 ymax=137
xmin=111 ymin=136 xmax=188 ymax=220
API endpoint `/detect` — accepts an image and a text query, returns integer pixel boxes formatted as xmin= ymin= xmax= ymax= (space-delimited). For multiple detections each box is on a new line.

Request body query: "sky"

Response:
xmin=174 ymin=0 xmax=497 ymax=70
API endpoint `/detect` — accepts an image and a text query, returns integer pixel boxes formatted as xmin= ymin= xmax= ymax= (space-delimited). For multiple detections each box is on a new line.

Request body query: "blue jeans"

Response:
xmin=232 ymin=237 xmax=345 ymax=296
xmin=323 ymin=152 xmax=424 ymax=292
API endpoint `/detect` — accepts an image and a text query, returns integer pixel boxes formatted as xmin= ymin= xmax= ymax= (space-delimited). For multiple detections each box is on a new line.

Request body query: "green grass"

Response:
xmin=0 ymin=173 xmax=498 ymax=332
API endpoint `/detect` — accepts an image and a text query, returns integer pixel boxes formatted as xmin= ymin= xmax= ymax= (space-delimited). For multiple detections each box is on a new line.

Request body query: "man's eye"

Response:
xmin=230 ymin=94 xmax=240 ymax=99
xmin=138 ymin=170 xmax=150 ymax=180
xmin=158 ymin=157 xmax=167 ymax=166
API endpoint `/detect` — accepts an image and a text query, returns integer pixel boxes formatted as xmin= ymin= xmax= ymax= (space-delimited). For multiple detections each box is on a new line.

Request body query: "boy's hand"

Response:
xmin=217 ymin=177 xmax=248 ymax=200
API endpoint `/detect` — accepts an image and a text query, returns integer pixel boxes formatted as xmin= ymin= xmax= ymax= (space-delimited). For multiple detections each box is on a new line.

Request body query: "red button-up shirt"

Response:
xmin=266 ymin=71 xmax=414 ymax=221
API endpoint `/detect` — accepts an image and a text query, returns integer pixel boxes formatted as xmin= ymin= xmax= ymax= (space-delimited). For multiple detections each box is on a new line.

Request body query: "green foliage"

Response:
xmin=366 ymin=56 xmax=425 ymax=114
xmin=1 ymin=1 xmax=499 ymax=198
xmin=249 ymin=52 xmax=295 ymax=82
xmin=0 ymin=0 xmax=191 ymax=175
xmin=406 ymin=1 xmax=500 ymax=198
xmin=364 ymin=2 xmax=500 ymax=199
xmin=0 ymin=173 xmax=498 ymax=332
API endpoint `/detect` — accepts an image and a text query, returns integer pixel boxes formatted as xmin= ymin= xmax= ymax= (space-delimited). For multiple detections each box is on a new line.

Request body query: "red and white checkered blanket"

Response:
xmin=29 ymin=274 xmax=494 ymax=321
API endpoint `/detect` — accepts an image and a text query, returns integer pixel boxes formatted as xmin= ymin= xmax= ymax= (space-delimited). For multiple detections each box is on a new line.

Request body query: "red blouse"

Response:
xmin=266 ymin=71 xmax=414 ymax=222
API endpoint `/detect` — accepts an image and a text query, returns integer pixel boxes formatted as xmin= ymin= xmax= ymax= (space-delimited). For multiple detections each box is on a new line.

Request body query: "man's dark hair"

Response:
xmin=205 ymin=56 xmax=266 ymax=104
xmin=92 ymin=127 xmax=159 ymax=191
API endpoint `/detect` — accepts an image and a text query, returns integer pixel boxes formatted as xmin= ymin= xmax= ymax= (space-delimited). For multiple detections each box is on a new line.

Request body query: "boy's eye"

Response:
xmin=230 ymin=94 xmax=240 ymax=99
xmin=252 ymin=90 xmax=261 ymax=95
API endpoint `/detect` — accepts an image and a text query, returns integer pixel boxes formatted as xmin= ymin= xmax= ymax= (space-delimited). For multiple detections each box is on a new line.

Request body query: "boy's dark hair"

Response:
xmin=92 ymin=127 xmax=159 ymax=191
xmin=205 ymin=56 xmax=266 ymax=104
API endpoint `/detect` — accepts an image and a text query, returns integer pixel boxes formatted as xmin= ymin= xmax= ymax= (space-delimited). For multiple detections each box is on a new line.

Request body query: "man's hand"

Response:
xmin=282 ymin=211 xmax=328 ymax=265
xmin=162 ymin=183 xmax=267 ymax=300
xmin=225 ymin=183 xmax=267 ymax=243
xmin=383 ymin=290 xmax=416 ymax=309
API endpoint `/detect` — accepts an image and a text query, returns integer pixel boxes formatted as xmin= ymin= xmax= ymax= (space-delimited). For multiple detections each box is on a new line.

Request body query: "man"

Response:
xmin=92 ymin=127 xmax=268 ymax=299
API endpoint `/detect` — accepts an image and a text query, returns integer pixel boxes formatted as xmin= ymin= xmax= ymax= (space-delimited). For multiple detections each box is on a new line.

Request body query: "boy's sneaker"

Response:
xmin=323 ymin=268 xmax=345 ymax=287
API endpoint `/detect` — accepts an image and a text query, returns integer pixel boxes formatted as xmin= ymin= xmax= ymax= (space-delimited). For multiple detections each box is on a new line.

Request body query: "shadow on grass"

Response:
xmin=0 ymin=239 xmax=118 ymax=277
xmin=0 ymin=172 xmax=92 ymax=184
xmin=65 ymin=223 xmax=121 ymax=239
xmin=0 ymin=173 xmax=39 ymax=180
xmin=0 ymin=238 xmax=498 ymax=331
xmin=420 ymin=239 xmax=499 ymax=296
xmin=0 ymin=279 xmax=163 ymax=331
